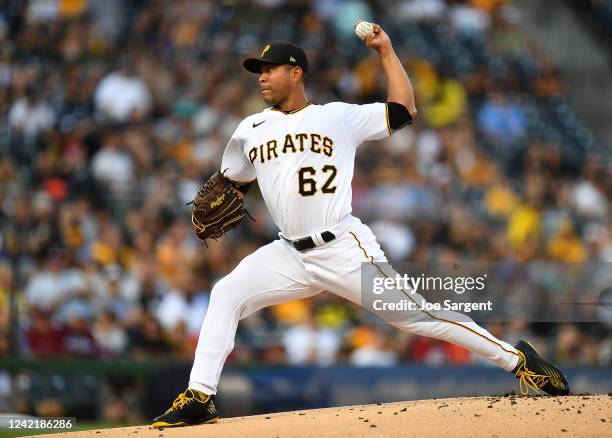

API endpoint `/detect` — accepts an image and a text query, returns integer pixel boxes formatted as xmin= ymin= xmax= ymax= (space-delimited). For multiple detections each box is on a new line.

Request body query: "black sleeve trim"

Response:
xmin=386 ymin=101 xmax=412 ymax=133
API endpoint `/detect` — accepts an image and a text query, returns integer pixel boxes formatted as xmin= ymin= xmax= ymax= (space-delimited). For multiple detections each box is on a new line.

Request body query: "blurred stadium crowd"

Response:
xmin=572 ymin=0 xmax=612 ymax=44
xmin=0 ymin=0 xmax=611 ymax=382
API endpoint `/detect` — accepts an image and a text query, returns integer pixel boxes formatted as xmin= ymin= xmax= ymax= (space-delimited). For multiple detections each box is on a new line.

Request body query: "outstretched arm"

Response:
xmin=360 ymin=22 xmax=417 ymax=118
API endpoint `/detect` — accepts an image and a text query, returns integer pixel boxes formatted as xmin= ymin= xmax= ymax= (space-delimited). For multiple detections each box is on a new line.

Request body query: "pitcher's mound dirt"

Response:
xmin=45 ymin=394 xmax=610 ymax=438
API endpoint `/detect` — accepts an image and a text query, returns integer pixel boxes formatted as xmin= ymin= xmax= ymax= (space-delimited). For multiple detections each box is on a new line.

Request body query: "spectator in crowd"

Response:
xmin=423 ymin=65 xmax=468 ymax=128
xmin=477 ymin=91 xmax=527 ymax=146
xmin=282 ymin=314 xmax=341 ymax=366
xmin=127 ymin=315 xmax=170 ymax=359
xmin=24 ymin=251 xmax=73 ymax=312
xmin=409 ymin=336 xmax=472 ymax=365
xmin=370 ymin=218 xmax=416 ymax=261
xmin=0 ymin=263 xmax=12 ymax=332
xmin=547 ymin=220 xmax=587 ymax=263
xmin=449 ymin=0 xmax=492 ymax=35
xmin=400 ymin=0 xmax=447 ymax=22
xmin=349 ymin=326 xmax=399 ymax=367
xmin=90 ymin=131 xmax=136 ymax=204
xmin=94 ymin=57 xmax=152 ymax=123
xmin=25 ymin=308 xmax=64 ymax=358
xmin=571 ymin=156 xmax=609 ymax=219
xmin=92 ymin=311 xmax=127 ymax=357
xmin=9 ymin=86 xmax=55 ymax=142
xmin=62 ymin=312 xmax=98 ymax=357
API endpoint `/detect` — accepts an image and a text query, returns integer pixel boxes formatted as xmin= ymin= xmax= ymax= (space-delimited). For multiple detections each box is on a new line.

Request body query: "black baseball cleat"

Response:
xmin=152 ymin=389 xmax=218 ymax=428
xmin=512 ymin=340 xmax=570 ymax=396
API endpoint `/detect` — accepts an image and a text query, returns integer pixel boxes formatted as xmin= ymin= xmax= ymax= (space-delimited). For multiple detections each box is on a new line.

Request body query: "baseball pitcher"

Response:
xmin=153 ymin=23 xmax=569 ymax=428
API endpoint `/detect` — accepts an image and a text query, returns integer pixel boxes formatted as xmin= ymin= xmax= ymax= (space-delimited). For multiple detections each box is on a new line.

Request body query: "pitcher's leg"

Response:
xmin=385 ymin=295 xmax=520 ymax=371
xmin=311 ymin=223 xmax=519 ymax=371
xmin=189 ymin=240 xmax=321 ymax=395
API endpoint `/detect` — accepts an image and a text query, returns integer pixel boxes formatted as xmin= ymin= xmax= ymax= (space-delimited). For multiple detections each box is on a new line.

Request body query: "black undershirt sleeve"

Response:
xmin=387 ymin=101 xmax=413 ymax=133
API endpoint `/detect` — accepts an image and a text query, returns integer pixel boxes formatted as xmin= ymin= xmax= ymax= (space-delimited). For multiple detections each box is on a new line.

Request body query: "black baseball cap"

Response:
xmin=243 ymin=42 xmax=309 ymax=74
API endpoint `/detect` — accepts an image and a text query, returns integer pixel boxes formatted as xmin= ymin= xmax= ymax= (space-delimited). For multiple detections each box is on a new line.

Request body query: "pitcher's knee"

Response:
xmin=209 ymin=277 xmax=246 ymax=311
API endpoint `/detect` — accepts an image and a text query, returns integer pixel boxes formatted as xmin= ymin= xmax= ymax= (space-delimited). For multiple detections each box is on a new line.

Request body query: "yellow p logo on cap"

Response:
xmin=261 ymin=45 xmax=270 ymax=58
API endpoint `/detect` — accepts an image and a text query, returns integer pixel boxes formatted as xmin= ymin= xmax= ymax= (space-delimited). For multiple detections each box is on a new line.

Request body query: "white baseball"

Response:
xmin=355 ymin=21 xmax=374 ymax=41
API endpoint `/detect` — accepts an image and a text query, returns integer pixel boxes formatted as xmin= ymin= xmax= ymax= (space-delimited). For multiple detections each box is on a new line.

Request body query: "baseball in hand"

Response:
xmin=355 ymin=21 xmax=374 ymax=41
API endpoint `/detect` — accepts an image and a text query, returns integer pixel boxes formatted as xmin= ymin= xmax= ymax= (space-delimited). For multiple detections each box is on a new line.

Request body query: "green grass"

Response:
xmin=0 ymin=422 xmax=141 ymax=437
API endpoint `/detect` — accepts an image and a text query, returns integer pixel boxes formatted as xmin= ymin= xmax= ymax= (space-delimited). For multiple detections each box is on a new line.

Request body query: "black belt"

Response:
xmin=282 ymin=231 xmax=336 ymax=252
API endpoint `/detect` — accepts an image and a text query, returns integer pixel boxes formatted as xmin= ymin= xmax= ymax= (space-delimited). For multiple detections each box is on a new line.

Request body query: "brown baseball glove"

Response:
xmin=189 ymin=171 xmax=253 ymax=242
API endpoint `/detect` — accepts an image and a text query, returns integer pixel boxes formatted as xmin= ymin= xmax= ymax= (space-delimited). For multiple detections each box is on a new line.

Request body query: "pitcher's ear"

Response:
xmin=291 ymin=66 xmax=302 ymax=81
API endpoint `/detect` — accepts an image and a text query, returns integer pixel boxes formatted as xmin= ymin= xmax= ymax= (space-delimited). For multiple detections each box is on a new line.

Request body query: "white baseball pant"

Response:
xmin=188 ymin=215 xmax=519 ymax=395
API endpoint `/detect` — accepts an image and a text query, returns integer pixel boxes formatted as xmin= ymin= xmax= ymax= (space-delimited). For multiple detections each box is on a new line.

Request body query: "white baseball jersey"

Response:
xmin=221 ymin=101 xmax=391 ymax=239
